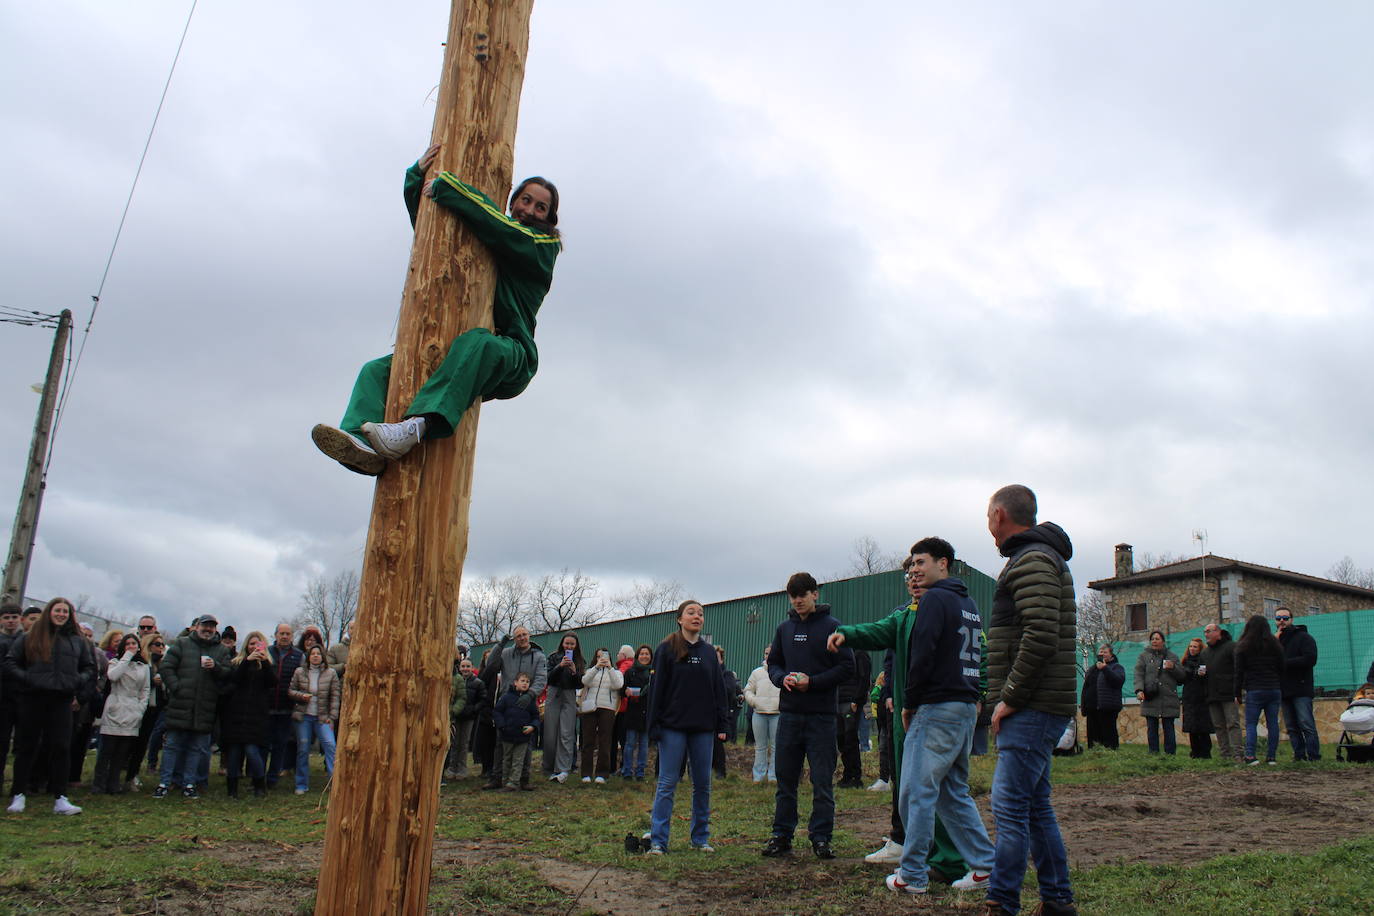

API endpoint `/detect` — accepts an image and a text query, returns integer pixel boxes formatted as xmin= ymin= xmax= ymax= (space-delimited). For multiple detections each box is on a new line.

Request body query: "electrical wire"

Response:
xmin=48 ymin=0 xmax=200 ymax=467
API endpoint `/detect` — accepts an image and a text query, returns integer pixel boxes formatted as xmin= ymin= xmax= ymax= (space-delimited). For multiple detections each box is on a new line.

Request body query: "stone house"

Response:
xmin=1087 ymin=544 xmax=1374 ymax=637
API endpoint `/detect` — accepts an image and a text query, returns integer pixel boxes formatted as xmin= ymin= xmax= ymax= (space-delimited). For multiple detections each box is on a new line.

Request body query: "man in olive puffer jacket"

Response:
xmin=984 ymin=485 xmax=1078 ymax=916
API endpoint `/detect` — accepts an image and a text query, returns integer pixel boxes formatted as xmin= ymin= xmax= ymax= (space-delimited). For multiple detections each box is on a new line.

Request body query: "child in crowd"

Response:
xmin=492 ymin=672 xmax=540 ymax=791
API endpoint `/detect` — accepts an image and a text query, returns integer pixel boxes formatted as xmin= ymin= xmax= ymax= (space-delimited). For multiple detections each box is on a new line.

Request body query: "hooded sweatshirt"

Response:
xmin=766 ymin=604 xmax=855 ymax=715
xmin=903 ymin=577 xmax=983 ymax=709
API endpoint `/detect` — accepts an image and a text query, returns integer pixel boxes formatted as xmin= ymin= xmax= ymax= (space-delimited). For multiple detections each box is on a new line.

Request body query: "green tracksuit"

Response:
xmin=339 ymin=163 xmax=561 ymax=440
xmin=838 ymin=601 xmax=972 ymax=878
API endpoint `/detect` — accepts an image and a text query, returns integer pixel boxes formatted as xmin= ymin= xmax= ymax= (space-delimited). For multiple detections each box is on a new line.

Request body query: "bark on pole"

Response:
xmin=316 ymin=2 xmax=533 ymax=912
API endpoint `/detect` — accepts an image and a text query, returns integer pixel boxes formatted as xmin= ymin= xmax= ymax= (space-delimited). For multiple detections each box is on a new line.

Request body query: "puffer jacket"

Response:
xmin=1134 ymin=647 xmax=1183 ymax=718
xmin=744 ymin=664 xmax=781 ymax=715
xmin=580 ymin=663 xmax=624 ymax=712
xmin=161 ymin=633 xmax=232 ymax=733
xmin=1198 ymin=631 xmax=1236 ymax=702
xmin=290 ymin=663 xmax=341 ymax=723
xmin=2 ymin=631 xmax=95 ymax=698
xmin=455 ymin=672 xmax=487 ymax=722
xmin=1179 ymin=651 xmax=1212 ymax=734
xmin=100 ymin=651 xmax=151 ymax=737
xmin=986 ymin=522 xmax=1079 ymax=717
xmin=621 ymin=662 xmax=652 ymax=732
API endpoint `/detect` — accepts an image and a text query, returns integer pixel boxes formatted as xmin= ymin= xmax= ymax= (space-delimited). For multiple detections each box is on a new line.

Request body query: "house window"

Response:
xmin=1307 ymin=605 xmax=1321 ymax=615
xmin=1127 ymin=603 xmax=1148 ymax=632
xmin=1263 ymin=597 xmax=1281 ymax=616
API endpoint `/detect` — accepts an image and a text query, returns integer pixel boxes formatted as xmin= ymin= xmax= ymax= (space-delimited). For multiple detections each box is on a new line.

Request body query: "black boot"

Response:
xmin=251 ymin=777 xmax=267 ymax=798
xmin=226 ymin=777 xmax=239 ymax=799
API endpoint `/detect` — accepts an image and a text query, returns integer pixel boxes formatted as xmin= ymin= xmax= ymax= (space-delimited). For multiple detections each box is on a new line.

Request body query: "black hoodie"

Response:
xmin=767 ymin=603 xmax=855 ymax=715
xmin=904 ymin=577 xmax=984 ymax=709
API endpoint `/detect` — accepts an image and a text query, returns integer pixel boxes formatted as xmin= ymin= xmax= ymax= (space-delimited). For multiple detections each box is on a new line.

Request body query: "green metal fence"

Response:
xmin=1099 ymin=608 xmax=1374 ymax=701
xmin=470 ymin=561 xmax=999 ymax=729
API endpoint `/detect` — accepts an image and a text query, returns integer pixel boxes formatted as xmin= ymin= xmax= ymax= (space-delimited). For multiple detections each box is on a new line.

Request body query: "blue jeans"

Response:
xmin=897 ymin=702 xmax=994 ymax=887
xmin=158 ymin=729 xmax=211 ymax=789
xmin=988 ymin=709 xmax=1073 ymax=913
xmin=650 ymin=728 xmax=714 ymax=848
xmin=1244 ymin=689 xmax=1281 ymax=760
xmin=1144 ymin=716 xmax=1177 ymax=754
xmin=1281 ymin=696 xmax=1320 ymax=760
xmin=225 ymin=742 xmax=265 ymax=780
xmin=295 ymin=716 xmax=337 ymax=790
xmin=751 ymin=712 xmax=778 ymax=781
xmin=771 ymin=711 xmax=837 ymax=845
xmin=621 ymin=729 xmax=648 ymax=779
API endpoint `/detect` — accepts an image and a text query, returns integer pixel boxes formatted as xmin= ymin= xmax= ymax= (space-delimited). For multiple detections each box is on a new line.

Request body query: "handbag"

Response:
xmin=579 ymin=668 xmax=605 ymax=714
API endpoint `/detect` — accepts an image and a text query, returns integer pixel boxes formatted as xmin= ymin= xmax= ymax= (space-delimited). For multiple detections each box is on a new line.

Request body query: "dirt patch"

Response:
xmin=837 ymin=765 xmax=1374 ymax=868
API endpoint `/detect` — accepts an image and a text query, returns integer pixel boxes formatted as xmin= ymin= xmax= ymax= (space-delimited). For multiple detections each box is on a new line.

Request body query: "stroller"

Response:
xmin=1335 ymin=686 xmax=1374 ymax=763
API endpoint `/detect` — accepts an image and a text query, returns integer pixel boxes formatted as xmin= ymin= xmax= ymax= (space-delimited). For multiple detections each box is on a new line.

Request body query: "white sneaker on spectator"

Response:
xmin=6 ymin=794 xmax=24 ymax=814
xmin=594 ymin=776 xmax=606 ymax=785
xmin=867 ymin=779 xmax=890 ymax=792
xmin=647 ymin=845 xmax=666 ymax=855
xmin=864 ymin=838 xmax=903 ymax=865
xmin=952 ymin=869 xmax=991 ymax=891
xmin=691 ymin=843 xmax=714 ymax=852
xmin=885 ymin=872 xmax=927 ymax=895
xmin=548 ymin=773 xmax=561 ymax=782
xmin=53 ymin=796 xmax=82 ymax=815
xmin=581 ymin=776 xmax=592 ymax=783
xmin=555 ymin=771 xmax=569 ymax=784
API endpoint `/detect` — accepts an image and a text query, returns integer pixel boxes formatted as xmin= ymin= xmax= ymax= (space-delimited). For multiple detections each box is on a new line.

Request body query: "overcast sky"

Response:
xmin=2 ymin=1 xmax=1372 ymax=637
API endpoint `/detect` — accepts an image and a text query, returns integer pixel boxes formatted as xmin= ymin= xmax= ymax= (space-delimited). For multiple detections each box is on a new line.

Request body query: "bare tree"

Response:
xmin=844 ymin=535 xmax=906 ymax=577
xmin=456 ymin=574 xmax=530 ymax=647
xmin=1327 ymin=556 xmax=1374 ymax=589
xmin=1075 ymin=588 xmax=1128 ymax=674
xmin=529 ymin=568 xmax=605 ymax=633
xmin=608 ymin=578 xmax=685 ymax=618
xmin=296 ymin=569 xmax=360 ymax=645
xmin=1134 ymin=551 xmax=1190 ymax=571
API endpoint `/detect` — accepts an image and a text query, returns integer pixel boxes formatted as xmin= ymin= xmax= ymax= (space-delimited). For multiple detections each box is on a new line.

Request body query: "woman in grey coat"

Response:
xmin=542 ymin=632 xmax=585 ymax=782
xmin=1133 ymin=630 xmax=1183 ymax=754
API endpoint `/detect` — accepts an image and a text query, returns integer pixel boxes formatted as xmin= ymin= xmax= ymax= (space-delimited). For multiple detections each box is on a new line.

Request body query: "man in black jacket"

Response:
xmin=1275 ymin=608 xmax=1321 ymax=761
xmin=1199 ymin=623 xmax=1241 ymax=761
xmin=0 ymin=604 xmax=20 ymax=793
xmin=762 ymin=572 xmax=855 ymax=860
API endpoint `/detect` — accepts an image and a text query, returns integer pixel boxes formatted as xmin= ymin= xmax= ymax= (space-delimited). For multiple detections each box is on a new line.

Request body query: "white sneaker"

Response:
xmin=548 ymin=773 xmax=561 ymax=782
xmin=691 ymin=843 xmax=714 ymax=852
xmin=581 ymin=776 xmax=592 ymax=783
xmin=556 ymin=772 xmax=569 ymax=784
xmin=53 ymin=796 xmax=82 ymax=816
xmin=311 ymin=424 xmax=385 ymax=475
xmin=6 ymin=794 xmax=24 ymax=814
xmin=885 ymin=872 xmax=927 ymax=895
xmin=864 ymin=838 xmax=903 ymax=865
xmin=952 ymin=869 xmax=991 ymax=891
xmin=295 ymin=788 xmax=308 ymax=795
xmin=867 ymin=779 xmax=890 ymax=792
xmin=361 ymin=417 xmax=425 ymax=461
xmin=594 ymin=776 xmax=606 ymax=785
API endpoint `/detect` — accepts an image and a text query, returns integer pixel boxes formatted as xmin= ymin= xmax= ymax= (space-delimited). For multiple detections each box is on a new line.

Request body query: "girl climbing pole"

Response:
xmin=312 ymin=143 xmax=562 ymax=474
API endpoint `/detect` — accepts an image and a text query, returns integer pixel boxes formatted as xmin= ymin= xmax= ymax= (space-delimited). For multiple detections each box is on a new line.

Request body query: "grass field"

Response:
xmin=1 ymin=744 xmax=1371 ymax=914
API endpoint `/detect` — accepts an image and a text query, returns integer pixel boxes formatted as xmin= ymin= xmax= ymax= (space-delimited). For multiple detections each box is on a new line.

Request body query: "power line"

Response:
xmin=49 ymin=0 xmax=200 ymax=466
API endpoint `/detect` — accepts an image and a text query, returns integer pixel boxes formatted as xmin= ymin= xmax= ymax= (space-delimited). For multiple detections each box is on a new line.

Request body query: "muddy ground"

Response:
xmin=25 ymin=766 xmax=1374 ymax=914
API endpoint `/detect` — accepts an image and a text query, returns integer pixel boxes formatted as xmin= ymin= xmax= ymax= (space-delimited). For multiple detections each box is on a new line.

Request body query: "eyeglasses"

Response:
xmin=138 ymin=624 xmax=156 ymax=631
xmin=151 ymin=642 xmax=165 ymax=648
xmin=1275 ymin=614 xmax=1291 ymax=621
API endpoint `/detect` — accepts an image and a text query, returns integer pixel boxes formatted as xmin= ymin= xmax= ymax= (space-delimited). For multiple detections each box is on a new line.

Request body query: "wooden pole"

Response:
xmin=2 ymin=309 xmax=72 ymax=606
xmin=316 ymin=2 xmax=533 ymax=912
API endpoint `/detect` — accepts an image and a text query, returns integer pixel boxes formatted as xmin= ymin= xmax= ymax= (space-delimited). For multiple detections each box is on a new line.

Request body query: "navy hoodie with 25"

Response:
xmin=767 ymin=604 xmax=855 ymax=715
xmin=903 ymin=577 xmax=983 ymax=710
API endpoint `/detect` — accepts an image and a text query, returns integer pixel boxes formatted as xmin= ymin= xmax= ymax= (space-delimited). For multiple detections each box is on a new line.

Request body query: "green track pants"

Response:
xmin=339 ymin=329 xmax=532 ymax=440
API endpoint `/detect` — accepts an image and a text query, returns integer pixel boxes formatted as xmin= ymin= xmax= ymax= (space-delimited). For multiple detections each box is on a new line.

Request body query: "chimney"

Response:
xmin=1114 ymin=543 xmax=1133 ymax=578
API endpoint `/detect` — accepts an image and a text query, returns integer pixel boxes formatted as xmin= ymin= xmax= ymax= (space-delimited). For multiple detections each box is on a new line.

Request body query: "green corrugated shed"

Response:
xmin=1096 ymin=607 xmax=1374 ymax=702
xmin=470 ymin=562 xmax=998 ymax=729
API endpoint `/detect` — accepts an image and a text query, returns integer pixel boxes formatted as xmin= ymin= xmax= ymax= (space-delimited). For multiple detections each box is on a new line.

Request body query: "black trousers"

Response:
xmin=127 ymin=705 xmax=160 ymax=782
xmin=0 ymin=698 xmax=15 ymax=790
xmin=876 ymin=712 xmax=892 ymax=783
xmin=1087 ymin=709 xmax=1120 ymax=749
xmin=10 ymin=692 xmax=74 ymax=798
xmin=836 ymin=706 xmax=862 ymax=783
xmin=93 ymin=734 xmax=136 ymax=793
xmin=1187 ymin=731 xmax=1212 ymax=759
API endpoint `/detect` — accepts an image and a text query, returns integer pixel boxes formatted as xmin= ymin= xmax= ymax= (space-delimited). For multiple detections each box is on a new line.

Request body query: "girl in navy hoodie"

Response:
xmin=645 ymin=601 xmax=727 ymax=854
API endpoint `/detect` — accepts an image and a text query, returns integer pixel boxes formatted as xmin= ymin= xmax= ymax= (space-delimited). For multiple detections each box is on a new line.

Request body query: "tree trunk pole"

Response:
xmin=2 ymin=309 xmax=72 ymax=606
xmin=316 ymin=2 xmax=533 ymax=912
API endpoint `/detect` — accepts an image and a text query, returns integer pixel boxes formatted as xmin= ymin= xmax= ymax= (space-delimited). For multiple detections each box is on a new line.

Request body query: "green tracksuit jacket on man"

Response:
xmin=338 ymin=163 xmax=561 ymax=441
xmin=836 ymin=600 xmax=987 ymax=878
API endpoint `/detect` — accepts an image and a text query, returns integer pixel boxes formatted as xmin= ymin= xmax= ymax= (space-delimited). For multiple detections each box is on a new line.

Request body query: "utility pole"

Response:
xmin=2 ymin=309 xmax=72 ymax=606
xmin=315 ymin=2 xmax=534 ymax=912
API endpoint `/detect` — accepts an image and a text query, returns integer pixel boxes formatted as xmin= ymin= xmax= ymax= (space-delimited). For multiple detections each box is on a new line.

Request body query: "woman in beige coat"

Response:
xmin=289 ymin=645 xmax=340 ymax=794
